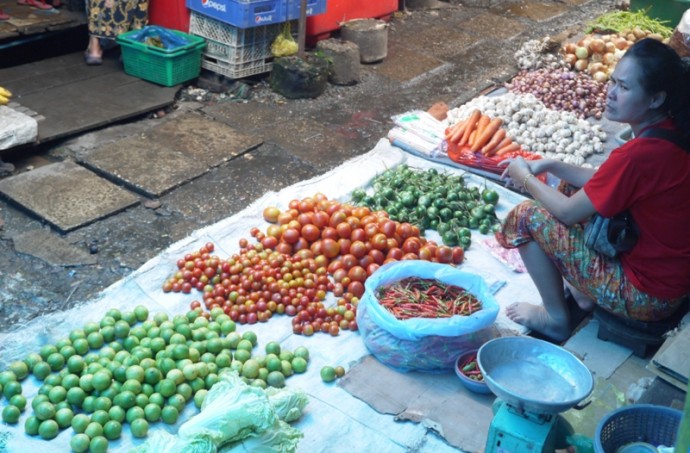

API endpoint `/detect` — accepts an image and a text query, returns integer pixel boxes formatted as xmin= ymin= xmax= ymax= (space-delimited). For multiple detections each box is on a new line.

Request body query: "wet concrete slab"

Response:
xmin=77 ymin=113 xmax=264 ymax=197
xmin=0 ymin=52 xmax=178 ymax=152
xmin=501 ymin=1 xmax=570 ymax=22
xmin=161 ymin=143 xmax=320 ymax=225
xmin=202 ymin=102 xmax=287 ymax=135
xmin=0 ymin=161 xmax=139 ymax=232
xmin=203 ymin=102 xmax=390 ymax=169
xmin=461 ymin=12 xmax=528 ymax=41
xmin=0 ymin=0 xmax=85 ymax=39
xmin=403 ymin=25 xmax=475 ymax=59
xmin=148 ymin=113 xmax=263 ymax=168
xmin=370 ymin=42 xmax=446 ymax=83
xmin=12 ymin=229 xmax=98 ymax=266
xmin=78 ymin=136 xmax=209 ymax=198
xmin=259 ymin=117 xmax=370 ymax=172
xmin=562 ymin=0 xmax=592 ymax=5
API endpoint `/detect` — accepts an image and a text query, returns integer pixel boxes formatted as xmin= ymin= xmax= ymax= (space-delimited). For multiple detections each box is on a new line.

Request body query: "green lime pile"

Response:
xmin=351 ymin=165 xmax=501 ymax=248
xmin=0 ymin=305 xmax=309 ymax=450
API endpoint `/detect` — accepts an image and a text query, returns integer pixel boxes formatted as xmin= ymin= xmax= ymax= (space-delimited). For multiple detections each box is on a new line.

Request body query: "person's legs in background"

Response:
xmin=84 ymin=35 xmax=102 ymax=65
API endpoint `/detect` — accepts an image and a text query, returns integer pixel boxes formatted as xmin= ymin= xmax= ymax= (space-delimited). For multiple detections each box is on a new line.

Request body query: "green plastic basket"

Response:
xmin=117 ymin=29 xmax=206 ymax=87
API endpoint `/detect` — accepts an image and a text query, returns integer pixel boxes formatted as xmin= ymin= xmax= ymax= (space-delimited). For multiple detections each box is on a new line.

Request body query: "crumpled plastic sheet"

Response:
xmin=0 ymin=106 xmax=38 ymax=150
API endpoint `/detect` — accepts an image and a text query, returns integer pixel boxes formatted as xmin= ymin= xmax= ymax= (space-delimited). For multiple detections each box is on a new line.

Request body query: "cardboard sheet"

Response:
xmin=339 ymin=355 xmax=496 ymax=453
xmin=650 ymin=313 xmax=690 ymax=390
xmin=0 ymin=139 xmax=539 ymax=453
xmin=564 ymin=319 xmax=632 ymax=380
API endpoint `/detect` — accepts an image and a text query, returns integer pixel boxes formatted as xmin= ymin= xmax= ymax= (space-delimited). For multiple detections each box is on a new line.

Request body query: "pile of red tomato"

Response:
xmin=162 ymin=193 xmax=466 ymax=336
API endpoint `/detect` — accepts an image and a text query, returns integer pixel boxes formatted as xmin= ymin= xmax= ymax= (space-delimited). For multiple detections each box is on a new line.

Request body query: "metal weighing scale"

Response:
xmin=478 ymin=337 xmax=594 ymax=453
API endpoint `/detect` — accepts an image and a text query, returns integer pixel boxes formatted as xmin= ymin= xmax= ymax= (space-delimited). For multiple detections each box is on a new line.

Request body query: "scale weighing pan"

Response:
xmin=478 ymin=336 xmax=594 ymax=415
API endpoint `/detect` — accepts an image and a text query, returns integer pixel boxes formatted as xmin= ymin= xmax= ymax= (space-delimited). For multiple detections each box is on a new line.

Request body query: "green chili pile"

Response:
xmin=376 ymin=277 xmax=482 ymax=320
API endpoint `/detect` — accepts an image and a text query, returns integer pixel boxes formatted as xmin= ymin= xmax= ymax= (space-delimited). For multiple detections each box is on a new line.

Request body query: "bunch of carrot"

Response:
xmin=445 ymin=109 xmax=523 ymax=158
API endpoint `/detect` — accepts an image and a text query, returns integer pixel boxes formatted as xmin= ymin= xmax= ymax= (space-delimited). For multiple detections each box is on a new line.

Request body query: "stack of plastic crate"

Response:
xmin=186 ymin=0 xmax=326 ymax=79
xmin=189 ymin=12 xmax=285 ymax=79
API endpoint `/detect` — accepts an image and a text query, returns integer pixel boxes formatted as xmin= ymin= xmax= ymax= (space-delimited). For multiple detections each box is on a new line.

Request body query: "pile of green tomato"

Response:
xmin=0 ymin=305 xmax=309 ymax=453
xmin=351 ymin=165 xmax=501 ymax=249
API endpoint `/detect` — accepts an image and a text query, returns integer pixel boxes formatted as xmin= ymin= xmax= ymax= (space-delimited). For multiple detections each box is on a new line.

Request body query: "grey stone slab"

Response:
xmin=202 ymin=102 xmax=285 ymax=135
xmin=407 ymin=26 xmax=476 ymax=60
xmin=0 ymin=161 xmax=139 ymax=232
xmin=502 ymin=1 xmax=569 ymax=22
xmin=78 ymin=136 xmax=209 ymax=198
xmin=370 ymin=42 xmax=445 ymax=83
xmin=0 ymin=52 xmax=177 ymax=149
xmin=258 ymin=117 xmax=367 ymax=172
xmin=147 ymin=113 xmax=262 ymax=168
xmin=13 ymin=229 xmax=98 ymax=266
xmin=460 ymin=12 xmax=527 ymax=42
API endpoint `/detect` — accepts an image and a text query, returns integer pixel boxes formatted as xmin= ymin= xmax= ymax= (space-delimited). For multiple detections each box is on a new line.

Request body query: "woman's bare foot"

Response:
xmin=506 ymin=302 xmax=571 ymax=342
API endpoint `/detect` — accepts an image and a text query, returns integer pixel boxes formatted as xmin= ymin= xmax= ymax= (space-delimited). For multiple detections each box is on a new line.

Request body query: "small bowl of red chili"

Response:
xmin=455 ymin=349 xmax=492 ymax=395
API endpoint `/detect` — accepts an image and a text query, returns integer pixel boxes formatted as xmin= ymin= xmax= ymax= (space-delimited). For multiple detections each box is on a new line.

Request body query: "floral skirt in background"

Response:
xmin=88 ymin=0 xmax=148 ymax=39
xmin=495 ymin=198 xmax=684 ymax=322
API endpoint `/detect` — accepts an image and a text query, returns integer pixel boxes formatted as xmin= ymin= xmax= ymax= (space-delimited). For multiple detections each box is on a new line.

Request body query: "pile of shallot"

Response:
xmin=505 ymin=68 xmax=608 ymax=119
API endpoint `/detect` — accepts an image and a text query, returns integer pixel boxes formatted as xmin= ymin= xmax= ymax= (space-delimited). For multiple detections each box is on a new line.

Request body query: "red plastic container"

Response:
xmin=148 ymin=0 xmax=192 ymax=32
xmin=306 ymin=0 xmax=398 ymax=45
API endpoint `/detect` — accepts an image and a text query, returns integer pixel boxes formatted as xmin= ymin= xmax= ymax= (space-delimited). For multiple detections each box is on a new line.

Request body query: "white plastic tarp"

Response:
xmin=0 ymin=139 xmax=538 ymax=452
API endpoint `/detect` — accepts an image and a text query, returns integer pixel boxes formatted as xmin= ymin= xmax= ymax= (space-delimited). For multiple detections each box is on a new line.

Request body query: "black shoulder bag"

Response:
xmin=584 ymin=128 xmax=690 ymax=258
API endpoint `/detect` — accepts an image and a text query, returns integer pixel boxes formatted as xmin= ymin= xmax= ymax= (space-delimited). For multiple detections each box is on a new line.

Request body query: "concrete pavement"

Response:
xmin=0 ymin=0 xmax=616 ymax=330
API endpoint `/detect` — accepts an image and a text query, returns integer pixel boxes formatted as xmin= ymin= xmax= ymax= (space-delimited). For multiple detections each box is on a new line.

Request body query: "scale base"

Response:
xmin=485 ymin=400 xmax=573 ymax=453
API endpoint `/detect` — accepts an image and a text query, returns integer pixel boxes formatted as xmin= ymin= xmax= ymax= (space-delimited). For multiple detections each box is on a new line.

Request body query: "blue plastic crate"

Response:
xmin=185 ymin=0 xmax=286 ymax=28
xmin=285 ymin=0 xmax=326 ymax=20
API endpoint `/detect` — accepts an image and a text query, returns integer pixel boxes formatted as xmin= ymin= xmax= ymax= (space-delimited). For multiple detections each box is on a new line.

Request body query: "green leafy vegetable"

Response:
xmin=264 ymin=386 xmax=309 ymax=423
xmin=180 ymin=371 xmax=279 ymax=445
xmin=231 ymin=420 xmax=303 ymax=453
xmin=132 ymin=370 xmax=308 ymax=453
xmin=585 ymin=9 xmax=673 ymax=37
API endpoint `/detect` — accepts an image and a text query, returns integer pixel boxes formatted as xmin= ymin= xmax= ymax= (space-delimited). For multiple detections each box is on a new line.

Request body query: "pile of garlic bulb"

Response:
xmin=514 ymin=37 xmax=568 ymax=71
xmin=446 ymin=92 xmax=607 ymax=167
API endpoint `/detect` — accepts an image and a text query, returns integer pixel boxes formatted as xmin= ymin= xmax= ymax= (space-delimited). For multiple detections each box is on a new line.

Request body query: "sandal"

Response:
xmin=17 ymin=0 xmax=54 ymax=10
xmin=84 ymin=52 xmax=102 ymax=66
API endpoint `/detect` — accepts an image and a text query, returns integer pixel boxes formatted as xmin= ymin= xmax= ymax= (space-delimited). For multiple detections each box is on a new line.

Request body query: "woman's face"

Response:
xmin=604 ymin=56 xmax=661 ymax=125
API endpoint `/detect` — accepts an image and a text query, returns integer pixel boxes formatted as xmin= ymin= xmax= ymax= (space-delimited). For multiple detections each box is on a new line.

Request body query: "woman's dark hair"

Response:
xmin=623 ymin=38 xmax=690 ymax=138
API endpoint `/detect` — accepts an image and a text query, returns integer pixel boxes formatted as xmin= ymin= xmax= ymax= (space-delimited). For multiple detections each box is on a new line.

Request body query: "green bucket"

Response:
xmin=630 ymin=0 xmax=690 ymax=27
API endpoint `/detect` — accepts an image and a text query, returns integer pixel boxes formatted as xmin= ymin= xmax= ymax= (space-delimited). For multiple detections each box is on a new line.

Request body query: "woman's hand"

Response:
xmin=499 ymin=157 xmax=533 ymax=191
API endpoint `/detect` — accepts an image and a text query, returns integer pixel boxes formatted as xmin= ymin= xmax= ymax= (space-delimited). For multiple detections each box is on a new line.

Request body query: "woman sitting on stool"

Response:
xmin=496 ymin=38 xmax=690 ymax=342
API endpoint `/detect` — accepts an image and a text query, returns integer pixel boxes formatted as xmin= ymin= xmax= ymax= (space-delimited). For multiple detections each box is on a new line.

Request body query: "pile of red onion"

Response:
xmin=505 ymin=68 xmax=608 ymax=119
